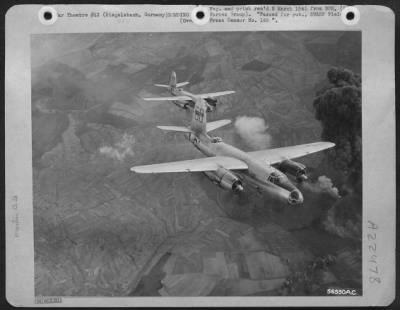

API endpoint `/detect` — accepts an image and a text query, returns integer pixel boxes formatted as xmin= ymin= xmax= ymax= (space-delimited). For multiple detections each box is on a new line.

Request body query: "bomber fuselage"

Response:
xmin=186 ymin=132 xmax=303 ymax=204
xmin=170 ymin=87 xmax=187 ymax=97
xmin=170 ymin=88 xmax=215 ymax=111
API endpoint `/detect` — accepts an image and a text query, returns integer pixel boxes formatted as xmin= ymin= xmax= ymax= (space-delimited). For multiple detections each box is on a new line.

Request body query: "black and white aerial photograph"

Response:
xmin=31 ymin=31 xmax=362 ymax=297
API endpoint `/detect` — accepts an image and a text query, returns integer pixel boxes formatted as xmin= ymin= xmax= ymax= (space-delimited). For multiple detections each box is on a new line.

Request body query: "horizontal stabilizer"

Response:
xmin=154 ymin=84 xmax=170 ymax=88
xmin=176 ymin=81 xmax=190 ymax=88
xmin=199 ymin=90 xmax=235 ymax=99
xmin=157 ymin=126 xmax=191 ymax=133
xmin=206 ymin=120 xmax=232 ymax=132
xmin=143 ymin=95 xmax=192 ymax=101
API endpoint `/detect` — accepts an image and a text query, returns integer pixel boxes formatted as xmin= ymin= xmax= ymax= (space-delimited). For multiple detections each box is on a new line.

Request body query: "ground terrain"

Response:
xmin=32 ymin=32 xmax=361 ymax=296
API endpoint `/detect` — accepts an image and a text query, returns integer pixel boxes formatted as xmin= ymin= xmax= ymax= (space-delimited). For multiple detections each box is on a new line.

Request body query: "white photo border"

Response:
xmin=5 ymin=4 xmax=395 ymax=307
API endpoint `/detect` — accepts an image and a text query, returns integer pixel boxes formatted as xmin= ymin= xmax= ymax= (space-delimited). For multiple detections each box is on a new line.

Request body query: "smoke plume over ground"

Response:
xmin=313 ymin=67 xmax=362 ymax=240
xmin=234 ymin=116 xmax=272 ymax=150
xmin=322 ymin=195 xmax=362 ymax=240
xmin=99 ymin=133 xmax=135 ymax=161
xmin=302 ymin=176 xmax=341 ymax=199
xmin=313 ymin=67 xmax=362 ymax=187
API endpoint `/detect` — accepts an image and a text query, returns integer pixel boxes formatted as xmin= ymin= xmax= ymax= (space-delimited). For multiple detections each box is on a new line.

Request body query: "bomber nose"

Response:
xmin=288 ymin=189 xmax=304 ymax=205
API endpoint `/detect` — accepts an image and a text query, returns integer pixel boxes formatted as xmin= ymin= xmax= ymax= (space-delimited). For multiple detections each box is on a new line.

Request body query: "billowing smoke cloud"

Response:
xmin=323 ymin=203 xmax=362 ymax=240
xmin=313 ymin=67 xmax=362 ymax=241
xmin=234 ymin=116 xmax=272 ymax=150
xmin=302 ymin=176 xmax=341 ymax=199
xmin=313 ymin=67 xmax=361 ymax=186
xmin=99 ymin=133 xmax=135 ymax=161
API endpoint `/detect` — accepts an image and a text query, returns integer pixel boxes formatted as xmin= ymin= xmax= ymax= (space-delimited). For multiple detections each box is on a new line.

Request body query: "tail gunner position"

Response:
xmin=131 ymin=96 xmax=334 ymax=205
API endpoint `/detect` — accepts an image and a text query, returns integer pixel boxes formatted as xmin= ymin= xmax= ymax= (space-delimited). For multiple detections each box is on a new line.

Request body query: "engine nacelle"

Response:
xmin=172 ymin=100 xmax=191 ymax=110
xmin=278 ymin=160 xmax=307 ymax=182
xmin=288 ymin=189 xmax=304 ymax=205
xmin=204 ymin=167 xmax=243 ymax=193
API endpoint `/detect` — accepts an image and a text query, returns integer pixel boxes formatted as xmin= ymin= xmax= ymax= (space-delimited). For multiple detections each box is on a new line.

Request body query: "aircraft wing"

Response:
xmin=131 ymin=156 xmax=248 ymax=174
xmin=198 ymin=90 xmax=235 ymax=99
xmin=247 ymin=142 xmax=335 ymax=165
xmin=143 ymin=95 xmax=192 ymax=101
xmin=143 ymin=91 xmax=234 ymax=101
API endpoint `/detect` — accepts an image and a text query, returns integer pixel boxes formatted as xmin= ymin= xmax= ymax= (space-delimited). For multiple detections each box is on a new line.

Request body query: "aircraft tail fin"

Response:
xmin=169 ymin=71 xmax=177 ymax=88
xmin=154 ymin=72 xmax=188 ymax=89
xmin=206 ymin=120 xmax=231 ymax=132
xmin=157 ymin=126 xmax=191 ymax=133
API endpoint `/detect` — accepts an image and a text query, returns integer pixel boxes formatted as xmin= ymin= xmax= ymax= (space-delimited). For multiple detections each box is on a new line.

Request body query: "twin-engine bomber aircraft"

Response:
xmin=143 ymin=71 xmax=235 ymax=112
xmin=131 ymin=95 xmax=335 ymax=205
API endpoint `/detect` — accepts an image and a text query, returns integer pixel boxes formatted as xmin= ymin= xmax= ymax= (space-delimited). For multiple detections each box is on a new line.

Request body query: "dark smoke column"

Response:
xmin=313 ymin=67 xmax=362 ymax=188
xmin=314 ymin=68 xmax=363 ymax=243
